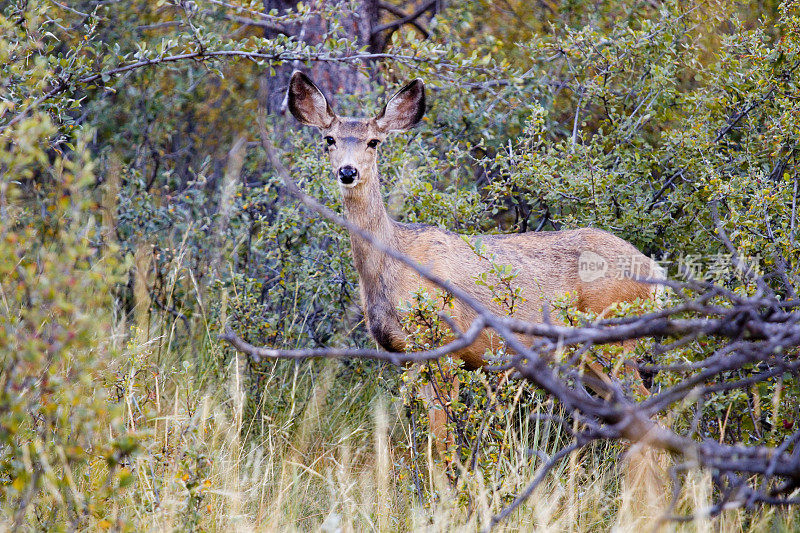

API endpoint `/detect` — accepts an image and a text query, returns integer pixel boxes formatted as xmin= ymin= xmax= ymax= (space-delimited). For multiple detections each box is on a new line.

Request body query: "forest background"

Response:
xmin=2 ymin=0 xmax=800 ymax=530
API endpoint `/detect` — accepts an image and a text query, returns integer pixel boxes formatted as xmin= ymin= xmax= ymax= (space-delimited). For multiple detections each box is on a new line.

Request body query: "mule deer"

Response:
xmin=287 ymin=71 xmax=664 ymax=448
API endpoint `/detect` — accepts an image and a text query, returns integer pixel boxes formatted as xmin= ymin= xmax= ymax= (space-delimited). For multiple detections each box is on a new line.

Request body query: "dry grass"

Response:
xmin=104 ymin=317 xmax=799 ymax=533
xmin=93 ymin=234 xmax=796 ymax=532
xmin=6 ymin=206 xmax=790 ymax=529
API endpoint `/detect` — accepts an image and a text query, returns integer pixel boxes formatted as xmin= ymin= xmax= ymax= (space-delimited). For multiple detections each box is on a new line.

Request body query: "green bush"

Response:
xmin=3 ymin=0 xmax=800 ymax=528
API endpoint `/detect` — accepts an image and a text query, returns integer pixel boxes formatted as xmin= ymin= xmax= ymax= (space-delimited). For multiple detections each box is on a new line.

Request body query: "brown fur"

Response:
xmin=287 ymin=70 xmax=664 ymax=372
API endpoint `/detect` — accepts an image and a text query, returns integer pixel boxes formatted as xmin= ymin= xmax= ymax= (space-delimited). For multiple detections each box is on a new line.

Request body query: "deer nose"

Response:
xmin=338 ymin=165 xmax=358 ymax=184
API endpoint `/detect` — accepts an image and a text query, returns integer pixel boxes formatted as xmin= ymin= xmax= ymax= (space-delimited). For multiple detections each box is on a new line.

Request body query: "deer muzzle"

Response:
xmin=338 ymin=165 xmax=358 ymax=185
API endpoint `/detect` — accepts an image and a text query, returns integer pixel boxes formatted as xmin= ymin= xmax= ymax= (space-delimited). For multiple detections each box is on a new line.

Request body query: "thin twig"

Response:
xmin=372 ymin=0 xmax=435 ymax=37
xmin=485 ymin=441 xmax=585 ymax=531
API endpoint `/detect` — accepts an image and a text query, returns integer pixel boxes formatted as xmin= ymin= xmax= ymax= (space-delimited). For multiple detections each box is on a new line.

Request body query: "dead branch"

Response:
xmin=0 ymin=48 xmax=474 ymax=136
xmin=373 ymin=0 xmax=436 ymax=38
xmin=216 ymin=123 xmax=800 ymax=528
xmin=377 ymin=1 xmax=430 ymax=37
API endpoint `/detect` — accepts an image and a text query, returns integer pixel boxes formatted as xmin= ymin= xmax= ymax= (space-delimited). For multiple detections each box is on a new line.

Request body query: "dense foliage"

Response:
xmin=2 ymin=0 xmax=799 ymax=529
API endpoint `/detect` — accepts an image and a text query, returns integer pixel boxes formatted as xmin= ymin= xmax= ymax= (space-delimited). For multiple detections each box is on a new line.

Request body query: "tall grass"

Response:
xmin=111 ymin=306 xmax=799 ymax=531
xmin=11 ymin=219 xmax=787 ymax=531
xmin=115 ymin=237 xmax=789 ymax=530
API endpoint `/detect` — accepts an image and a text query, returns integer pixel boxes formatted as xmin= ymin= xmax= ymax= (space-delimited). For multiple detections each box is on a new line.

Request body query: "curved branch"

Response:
xmin=219 ymin=316 xmax=486 ymax=365
xmin=0 ymin=48 xmax=458 ymax=135
xmin=201 ymin=10 xmax=291 ymax=35
xmin=486 ymin=440 xmax=586 ymax=531
xmin=211 ymin=116 xmax=800 ymax=528
xmin=374 ymin=0 xmax=435 ymax=38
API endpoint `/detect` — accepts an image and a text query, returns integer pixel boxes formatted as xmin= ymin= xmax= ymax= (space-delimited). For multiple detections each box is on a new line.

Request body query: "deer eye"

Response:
xmin=324 ymin=136 xmax=335 ymax=146
xmin=367 ymin=139 xmax=380 ymax=149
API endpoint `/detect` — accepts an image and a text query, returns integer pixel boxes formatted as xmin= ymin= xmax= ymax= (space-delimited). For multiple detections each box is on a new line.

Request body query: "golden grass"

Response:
xmin=101 ymin=235 xmax=797 ymax=532
xmin=103 ymin=319 xmax=799 ymax=532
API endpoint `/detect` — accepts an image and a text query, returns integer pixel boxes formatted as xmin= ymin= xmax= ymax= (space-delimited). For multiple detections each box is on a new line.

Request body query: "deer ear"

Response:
xmin=287 ymin=71 xmax=336 ymax=128
xmin=375 ymin=79 xmax=425 ymax=132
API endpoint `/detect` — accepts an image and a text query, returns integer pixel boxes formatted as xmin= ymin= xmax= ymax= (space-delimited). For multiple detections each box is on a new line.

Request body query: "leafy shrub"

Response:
xmin=3 ymin=0 xmax=800 ymax=528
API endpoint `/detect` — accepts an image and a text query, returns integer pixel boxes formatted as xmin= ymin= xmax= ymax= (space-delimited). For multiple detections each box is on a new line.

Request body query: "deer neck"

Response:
xmin=341 ymin=171 xmax=396 ymax=289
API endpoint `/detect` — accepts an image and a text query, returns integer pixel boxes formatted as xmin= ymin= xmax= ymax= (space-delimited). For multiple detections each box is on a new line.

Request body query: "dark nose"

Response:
xmin=338 ymin=165 xmax=358 ymax=184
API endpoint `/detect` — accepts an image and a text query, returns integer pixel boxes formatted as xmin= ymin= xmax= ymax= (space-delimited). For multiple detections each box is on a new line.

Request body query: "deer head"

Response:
xmin=287 ymin=71 xmax=426 ymax=191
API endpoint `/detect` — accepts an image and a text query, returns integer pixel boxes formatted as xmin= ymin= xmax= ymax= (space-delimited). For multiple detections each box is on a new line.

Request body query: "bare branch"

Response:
xmin=201 ymin=10 xmax=291 ymax=35
xmin=210 ymin=117 xmax=800 ymax=528
xmin=0 ymin=48 xmax=470 ymax=136
xmin=218 ymin=317 xmax=486 ymax=364
xmin=486 ymin=440 xmax=586 ymax=531
xmin=48 ymin=0 xmax=91 ymax=18
xmin=373 ymin=0 xmax=435 ymax=38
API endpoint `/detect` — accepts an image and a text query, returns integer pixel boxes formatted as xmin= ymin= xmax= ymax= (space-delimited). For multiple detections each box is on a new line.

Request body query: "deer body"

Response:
xmin=287 ymin=70 xmax=662 ymax=374
xmin=350 ymin=211 xmax=656 ymax=369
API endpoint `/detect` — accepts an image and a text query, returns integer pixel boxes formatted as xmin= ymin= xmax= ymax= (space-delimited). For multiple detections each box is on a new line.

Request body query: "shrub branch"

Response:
xmin=216 ymin=119 xmax=800 ymax=529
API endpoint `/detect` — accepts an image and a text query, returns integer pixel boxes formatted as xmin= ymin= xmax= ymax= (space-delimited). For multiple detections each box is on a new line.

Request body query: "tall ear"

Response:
xmin=287 ymin=71 xmax=336 ymax=128
xmin=375 ymin=79 xmax=426 ymax=132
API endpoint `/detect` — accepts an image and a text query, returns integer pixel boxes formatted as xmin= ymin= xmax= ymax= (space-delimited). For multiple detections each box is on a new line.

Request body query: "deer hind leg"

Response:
xmin=586 ymin=344 xmax=666 ymax=527
xmin=421 ymin=372 xmax=459 ymax=458
xmin=582 ymin=340 xmax=649 ymax=399
xmin=620 ymin=339 xmax=650 ymax=397
xmin=580 ymin=298 xmax=650 ymax=398
xmin=581 ymin=359 xmax=617 ymax=400
xmin=616 ymin=442 xmax=670 ymax=530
